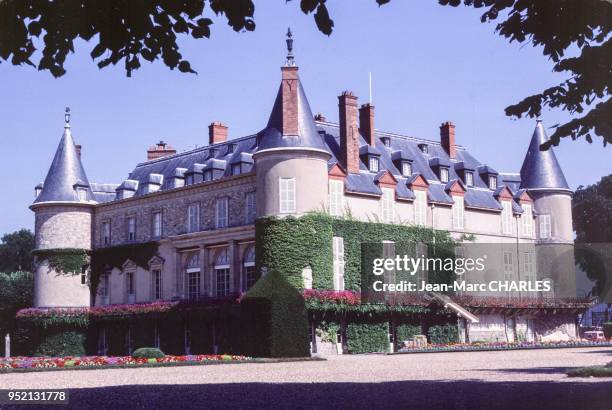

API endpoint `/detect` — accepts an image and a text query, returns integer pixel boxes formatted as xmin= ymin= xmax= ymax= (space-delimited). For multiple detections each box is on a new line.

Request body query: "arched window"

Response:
xmin=185 ymin=252 xmax=200 ymax=300
xmin=215 ymin=248 xmax=231 ymax=296
xmin=243 ymin=246 xmax=257 ymax=291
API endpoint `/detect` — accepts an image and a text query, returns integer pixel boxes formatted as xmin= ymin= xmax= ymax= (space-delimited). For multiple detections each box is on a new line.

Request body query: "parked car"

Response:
xmin=583 ymin=330 xmax=606 ymax=341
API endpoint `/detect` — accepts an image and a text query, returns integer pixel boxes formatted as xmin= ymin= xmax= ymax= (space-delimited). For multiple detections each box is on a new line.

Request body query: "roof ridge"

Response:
xmin=315 ymin=120 xmax=466 ymax=149
xmin=136 ymin=133 xmax=257 ymax=167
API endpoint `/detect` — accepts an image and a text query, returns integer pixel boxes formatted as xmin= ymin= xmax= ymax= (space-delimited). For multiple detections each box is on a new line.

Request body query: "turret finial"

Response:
xmin=64 ymin=107 xmax=71 ymax=127
xmin=285 ymin=27 xmax=295 ymax=66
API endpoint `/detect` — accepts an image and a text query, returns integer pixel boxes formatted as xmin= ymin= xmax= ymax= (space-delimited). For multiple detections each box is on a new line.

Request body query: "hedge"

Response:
xmin=395 ymin=323 xmax=422 ymax=349
xmin=427 ymin=324 xmax=459 ymax=344
xmin=604 ymin=322 xmax=612 ymax=339
xmin=346 ymin=321 xmax=389 ymax=354
xmin=242 ymin=270 xmax=310 ymax=357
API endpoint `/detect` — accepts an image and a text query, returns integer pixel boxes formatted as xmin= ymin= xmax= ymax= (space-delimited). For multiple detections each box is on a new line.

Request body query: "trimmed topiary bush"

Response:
xmin=132 ymin=347 xmax=165 ymax=359
xmin=346 ymin=322 xmax=389 ymax=354
xmin=396 ymin=323 xmax=422 ymax=349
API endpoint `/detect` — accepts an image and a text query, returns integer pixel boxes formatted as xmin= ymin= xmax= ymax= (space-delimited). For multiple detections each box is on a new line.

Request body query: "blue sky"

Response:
xmin=0 ymin=1 xmax=609 ymax=236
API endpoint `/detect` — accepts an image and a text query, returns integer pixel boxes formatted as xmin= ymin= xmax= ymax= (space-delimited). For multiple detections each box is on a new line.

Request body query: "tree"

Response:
xmin=0 ymin=229 xmax=35 ymax=272
xmin=0 ymin=271 xmax=33 ymax=355
xmin=573 ymin=175 xmax=612 ymax=300
xmin=0 ymin=0 xmax=609 ymax=146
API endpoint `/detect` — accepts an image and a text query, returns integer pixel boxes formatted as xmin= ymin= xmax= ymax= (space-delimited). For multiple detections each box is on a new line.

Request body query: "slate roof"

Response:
xmin=41 ymin=69 xmax=567 ymax=215
xmin=519 ymin=120 xmax=571 ymax=192
xmin=33 ymin=122 xmax=95 ymax=204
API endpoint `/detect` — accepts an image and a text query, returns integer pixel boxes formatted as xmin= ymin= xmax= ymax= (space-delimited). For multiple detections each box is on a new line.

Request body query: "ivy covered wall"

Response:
xmin=255 ymin=213 xmax=456 ymax=292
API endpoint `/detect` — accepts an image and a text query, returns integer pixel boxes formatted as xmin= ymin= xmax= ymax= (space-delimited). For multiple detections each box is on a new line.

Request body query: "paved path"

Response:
xmin=1 ymin=347 xmax=611 ymax=409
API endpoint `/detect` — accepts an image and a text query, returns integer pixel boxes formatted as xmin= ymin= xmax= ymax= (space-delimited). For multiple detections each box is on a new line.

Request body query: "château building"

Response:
xmin=30 ymin=32 xmax=584 ymax=354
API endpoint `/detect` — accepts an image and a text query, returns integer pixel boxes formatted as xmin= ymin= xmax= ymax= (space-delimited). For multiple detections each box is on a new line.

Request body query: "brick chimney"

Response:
xmin=75 ymin=144 xmax=82 ymax=158
xmin=339 ymin=91 xmax=360 ymax=174
xmin=359 ymin=103 xmax=375 ymax=146
xmin=209 ymin=122 xmax=228 ymax=145
xmin=440 ymin=121 xmax=456 ymax=159
xmin=280 ymin=66 xmax=299 ymax=136
xmin=147 ymin=140 xmax=177 ymax=161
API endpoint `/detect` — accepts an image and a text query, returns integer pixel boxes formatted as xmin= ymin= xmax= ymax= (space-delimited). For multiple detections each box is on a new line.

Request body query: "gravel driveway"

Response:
xmin=0 ymin=347 xmax=610 ymax=409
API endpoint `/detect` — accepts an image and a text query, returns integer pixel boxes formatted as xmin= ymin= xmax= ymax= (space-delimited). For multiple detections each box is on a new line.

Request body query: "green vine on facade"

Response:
xmin=32 ymin=248 xmax=90 ymax=276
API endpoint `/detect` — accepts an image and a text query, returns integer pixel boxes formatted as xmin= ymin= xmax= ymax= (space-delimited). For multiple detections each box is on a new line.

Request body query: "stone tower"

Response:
xmin=254 ymin=29 xmax=331 ymax=217
xmin=30 ymin=109 xmax=96 ymax=308
xmin=520 ymin=119 xmax=575 ymax=298
xmin=520 ymin=119 xmax=573 ymax=244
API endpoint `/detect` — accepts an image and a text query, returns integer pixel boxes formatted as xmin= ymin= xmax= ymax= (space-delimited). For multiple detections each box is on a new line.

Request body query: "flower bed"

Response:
xmin=0 ymin=354 xmax=250 ymax=373
xmin=396 ymin=340 xmax=612 ymax=354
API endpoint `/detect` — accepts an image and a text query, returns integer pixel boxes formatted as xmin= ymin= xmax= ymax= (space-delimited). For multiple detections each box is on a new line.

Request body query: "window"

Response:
xmin=380 ymin=187 xmax=395 ymax=223
xmin=440 ymin=168 xmax=449 ymax=183
xmin=185 ymin=175 xmax=194 ymax=185
xmin=369 ymin=156 xmax=379 ymax=172
xmin=127 ymin=217 xmax=136 ymax=241
xmin=203 ymin=170 xmax=213 ymax=181
xmin=489 ymin=175 xmax=497 ymax=190
xmin=381 ymin=137 xmax=391 ymax=147
xmin=100 ymin=273 xmax=110 ymax=304
xmin=102 ymin=221 xmax=111 ymax=245
xmin=328 ymin=180 xmax=344 ymax=217
xmin=152 ymin=211 xmax=162 ymax=238
xmin=332 ymin=237 xmax=345 ymax=291
xmin=419 ymin=143 xmax=428 ymax=154
xmin=539 ymin=214 xmax=552 ymax=239
xmin=523 ymin=251 xmax=535 ymax=282
xmin=216 ymin=197 xmax=229 ymax=229
xmin=126 ymin=271 xmax=135 ymax=301
xmin=503 ymin=252 xmax=514 ymax=281
xmin=401 ymin=162 xmax=412 ymax=177
xmin=174 ymin=177 xmax=185 ymax=188
xmin=414 ymin=190 xmax=427 ymax=226
xmin=279 ymin=177 xmax=296 ymax=214
xmin=246 ymin=192 xmax=256 ymax=224
xmin=501 ymin=201 xmax=513 ymax=234
xmin=80 ymin=266 xmax=88 ymax=285
xmin=76 ymin=187 xmax=87 ymax=201
xmin=452 ymin=196 xmax=464 ymax=229
xmin=243 ymin=246 xmax=257 ymax=291
xmin=302 ymin=265 xmax=313 ymax=290
xmin=465 ymin=171 xmax=474 ymax=187
xmin=186 ymin=252 xmax=200 ymax=300
xmin=152 ymin=269 xmax=162 ymax=300
xmin=187 ymin=203 xmax=200 ymax=233
xmin=232 ymin=163 xmax=241 ymax=176
xmin=215 ymin=249 xmax=231 ymax=297
xmin=522 ymin=204 xmax=533 ymax=236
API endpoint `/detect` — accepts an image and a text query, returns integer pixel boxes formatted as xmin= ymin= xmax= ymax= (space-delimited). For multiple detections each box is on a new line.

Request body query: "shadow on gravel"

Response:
xmin=476 ymin=366 xmax=571 ymax=375
xmin=28 ymin=380 xmax=610 ymax=410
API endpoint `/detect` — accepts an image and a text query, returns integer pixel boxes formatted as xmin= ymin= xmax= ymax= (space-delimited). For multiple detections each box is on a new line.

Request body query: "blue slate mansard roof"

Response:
xmin=33 ymin=114 xmax=95 ymax=205
xmin=519 ymin=119 xmax=571 ymax=193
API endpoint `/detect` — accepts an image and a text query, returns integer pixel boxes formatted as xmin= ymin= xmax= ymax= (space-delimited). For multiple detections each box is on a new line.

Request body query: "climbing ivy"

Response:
xmin=32 ymin=248 xmax=90 ymax=275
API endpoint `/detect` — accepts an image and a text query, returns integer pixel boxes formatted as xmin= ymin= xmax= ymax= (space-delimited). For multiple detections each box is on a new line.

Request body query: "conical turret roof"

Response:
xmin=33 ymin=110 xmax=95 ymax=205
xmin=519 ymin=120 xmax=571 ymax=193
xmin=257 ymin=78 xmax=328 ymax=153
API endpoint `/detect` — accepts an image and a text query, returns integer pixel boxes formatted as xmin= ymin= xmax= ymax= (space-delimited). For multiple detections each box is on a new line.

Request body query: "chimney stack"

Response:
xmin=359 ymin=103 xmax=375 ymax=146
xmin=147 ymin=140 xmax=177 ymax=161
xmin=75 ymin=144 xmax=82 ymax=158
xmin=208 ymin=122 xmax=228 ymax=145
xmin=281 ymin=66 xmax=299 ymax=136
xmin=440 ymin=121 xmax=456 ymax=159
xmin=338 ymin=91 xmax=360 ymax=174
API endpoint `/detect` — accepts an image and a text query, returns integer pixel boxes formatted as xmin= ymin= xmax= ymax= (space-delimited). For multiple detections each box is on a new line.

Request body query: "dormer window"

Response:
xmin=381 ymin=137 xmax=391 ymax=148
xmin=440 ymin=167 xmax=449 ymax=183
xmin=76 ymin=187 xmax=87 ymax=201
xmin=465 ymin=171 xmax=474 ymax=187
xmin=369 ymin=157 xmax=379 ymax=172
xmin=418 ymin=143 xmax=429 ymax=154
xmin=401 ymin=161 xmax=412 ymax=177
xmin=35 ymin=183 xmax=43 ymax=199
xmin=227 ymin=143 xmax=236 ymax=154
xmin=232 ymin=163 xmax=241 ymax=176
xmin=489 ymin=175 xmax=497 ymax=190
xmin=185 ymin=175 xmax=194 ymax=185
xmin=204 ymin=170 xmax=213 ymax=181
